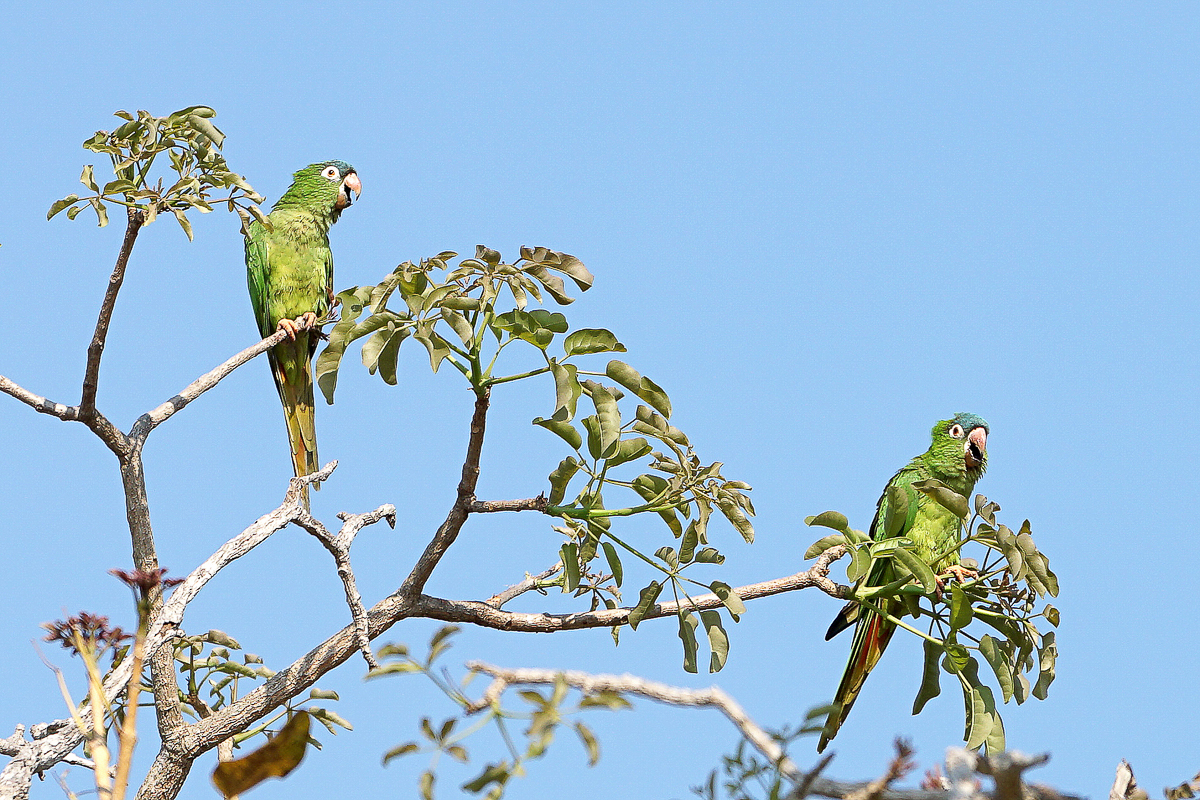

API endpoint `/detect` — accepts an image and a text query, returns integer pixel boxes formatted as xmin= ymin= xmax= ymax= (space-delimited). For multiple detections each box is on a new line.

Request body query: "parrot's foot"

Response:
xmin=276 ymin=312 xmax=319 ymax=340
xmin=932 ymin=564 xmax=978 ymax=598
xmin=940 ymin=563 xmax=977 ymax=583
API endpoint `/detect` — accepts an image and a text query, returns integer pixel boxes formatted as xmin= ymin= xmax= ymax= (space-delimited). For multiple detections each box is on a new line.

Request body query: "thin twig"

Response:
xmin=485 ymin=563 xmax=563 ymax=608
xmin=399 ymin=388 xmax=490 ymax=597
xmin=80 ymin=208 xmax=144 ymax=417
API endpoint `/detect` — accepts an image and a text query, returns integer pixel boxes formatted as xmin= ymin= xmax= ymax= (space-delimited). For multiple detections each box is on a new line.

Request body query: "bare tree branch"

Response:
xmin=295 ymin=492 xmax=398 ymax=669
xmin=468 ymin=496 xmax=548 ymax=514
xmin=415 ymin=545 xmax=849 ymax=632
xmin=131 ymin=317 xmax=316 ymax=440
xmin=399 ymin=388 xmax=490 ymax=597
xmin=80 ymin=208 xmax=144 ymax=418
xmin=0 ymin=377 xmax=81 ymax=421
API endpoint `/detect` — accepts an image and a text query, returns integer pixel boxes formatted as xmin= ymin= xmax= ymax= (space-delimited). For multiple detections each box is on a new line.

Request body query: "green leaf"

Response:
xmin=883 ymin=484 xmax=912 ymax=538
xmin=804 ymin=534 xmax=847 ymax=560
xmin=845 ymin=544 xmax=872 ymax=583
xmin=523 ymin=263 xmax=575 ymax=304
xmin=413 ymin=329 xmax=452 ymax=372
xmin=605 ymin=437 xmax=652 ymax=468
xmin=677 ymin=612 xmax=699 ymax=673
xmin=627 ymin=581 xmax=662 ymax=630
xmin=1033 ymin=631 xmax=1057 ymax=700
xmin=892 ymin=547 xmax=938 ymax=594
xmin=949 ymin=583 xmax=974 ymax=629
xmin=588 ymin=384 xmax=621 ymax=458
xmin=941 ymin=643 xmax=971 ymax=674
xmin=911 ymin=479 xmax=970 ymax=519
xmin=983 ymin=696 xmax=1006 ymax=754
xmin=80 ymin=164 xmax=99 ymax=192
xmin=440 ymin=308 xmax=474 ymax=347
xmin=461 ymin=763 xmax=510 ymax=793
xmin=92 ymin=198 xmax=109 ymax=229
xmin=428 ymin=625 xmax=459 ymax=661
xmin=805 ymin=511 xmax=849 ymax=532
xmin=581 ymin=414 xmax=603 ymax=459
xmin=979 ymin=635 xmax=1015 ymax=703
xmin=709 ymin=581 xmax=745 ymax=619
xmin=601 ymin=541 xmax=623 ymax=587
xmin=381 ymin=742 xmax=419 ymax=763
xmin=912 ymin=638 xmax=943 ymax=714
xmin=547 ymin=457 xmax=580 ymax=505
xmin=561 ymin=542 xmax=580 ymax=592
xmin=171 ymin=208 xmax=191 ymax=240
xmin=1043 ymin=604 xmax=1060 ymax=628
xmin=700 ymin=610 xmax=729 ymax=672
xmin=551 ymin=362 xmax=582 ymax=418
xmin=963 ymin=681 xmax=992 ymax=751
xmin=47 ymin=195 xmax=80 ymax=220
xmin=563 ymin=328 xmax=626 ymax=356
xmin=578 ymin=691 xmax=631 ymax=711
xmin=605 ymin=360 xmax=670 ymax=417
xmin=534 ymin=416 xmax=583 ymax=450
xmin=573 ymin=721 xmax=600 ymax=767
xmin=716 ymin=496 xmax=754 ymax=543
xmin=694 ymin=547 xmax=724 ymax=564
xmin=679 ymin=523 xmax=699 ymax=563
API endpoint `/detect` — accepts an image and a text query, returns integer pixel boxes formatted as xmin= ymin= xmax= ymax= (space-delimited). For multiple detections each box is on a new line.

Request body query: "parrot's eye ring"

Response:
xmin=322 ymin=166 xmax=340 ymax=180
xmin=949 ymin=424 xmax=964 ymax=439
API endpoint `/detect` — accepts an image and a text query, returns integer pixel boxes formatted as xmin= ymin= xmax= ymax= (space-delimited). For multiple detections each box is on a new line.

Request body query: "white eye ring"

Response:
xmin=322 ymin=166 xmax=340 ymax=179
xmin=950 ymin=424 xmax=964 ymax=438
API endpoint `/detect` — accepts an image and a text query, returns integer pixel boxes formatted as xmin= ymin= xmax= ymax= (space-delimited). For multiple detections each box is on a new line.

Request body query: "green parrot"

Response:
xmin=246 ymin=161 xmax=361 ymax=507
xmin=817 ymin=412 xmax=989 ymax=752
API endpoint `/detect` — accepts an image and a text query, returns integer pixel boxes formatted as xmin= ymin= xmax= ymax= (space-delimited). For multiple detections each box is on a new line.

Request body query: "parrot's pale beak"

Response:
xmin=338 ymin=172 xmax=362 ymax=209
xmin=964 ymin=427 xmax=987 ymax=469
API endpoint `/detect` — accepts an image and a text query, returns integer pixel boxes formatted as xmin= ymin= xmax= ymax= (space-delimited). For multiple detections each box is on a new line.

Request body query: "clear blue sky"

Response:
xmin=2 ymin=3 xmax=1197 ymax=798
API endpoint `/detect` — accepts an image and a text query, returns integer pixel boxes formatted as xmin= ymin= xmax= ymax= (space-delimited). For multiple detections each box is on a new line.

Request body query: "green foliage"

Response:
xmin=48 ymin=107 xmax=264 ymax=239
xmin=318 ymin=247 xmax=755 ymax=673
xmin=805 ymin=490 xmax=1058 ymax=754
xmin=369 ymin=627 xmax=631 ymax=800
xmin=171 ymin=630 xmax=349 ymax=748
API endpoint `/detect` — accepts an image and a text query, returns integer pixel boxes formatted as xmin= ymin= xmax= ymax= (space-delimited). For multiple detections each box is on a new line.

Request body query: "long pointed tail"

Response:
xmin=269 ymin=338 xmax=319 ymax=508
xmin=818 ymin=606 xmax=896 ymax=752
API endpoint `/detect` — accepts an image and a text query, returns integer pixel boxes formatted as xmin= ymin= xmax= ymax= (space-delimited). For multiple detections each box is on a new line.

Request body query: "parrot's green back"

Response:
xmin=246 ymin=161 xmax=360 ymax=507
xmin=818 ymin=413 xmax=989 ymax=752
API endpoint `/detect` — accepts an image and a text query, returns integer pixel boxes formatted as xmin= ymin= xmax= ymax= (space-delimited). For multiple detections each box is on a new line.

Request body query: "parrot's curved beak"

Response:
xmin=964 ymin=427 xmax=987 ymax=470
xmin=337 ymin=172 xmax=362 ymax=209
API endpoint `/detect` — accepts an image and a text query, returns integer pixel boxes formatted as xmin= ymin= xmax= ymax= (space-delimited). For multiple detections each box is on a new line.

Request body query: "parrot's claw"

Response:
xmin=932 ymin=564 xmax=978 ymax=598
xmin=276 ymin=313 xmax=319 ymax=341
xmin=276 ymin=318 xmax=301 ymax=340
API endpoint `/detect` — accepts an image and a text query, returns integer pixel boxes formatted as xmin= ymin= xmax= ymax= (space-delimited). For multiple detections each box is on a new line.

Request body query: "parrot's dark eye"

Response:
xmin=949 ymin=424 xmax=964 ymax=439
xmin=322 ymin=166 xmax=340 ymax=180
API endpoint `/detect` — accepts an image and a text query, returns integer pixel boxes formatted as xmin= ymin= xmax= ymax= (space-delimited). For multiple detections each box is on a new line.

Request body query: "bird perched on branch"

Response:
xmin=818 ymin=413 xmax=988 ymax=752
xmin=246 ymin=161 xmax=361 ymax=507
